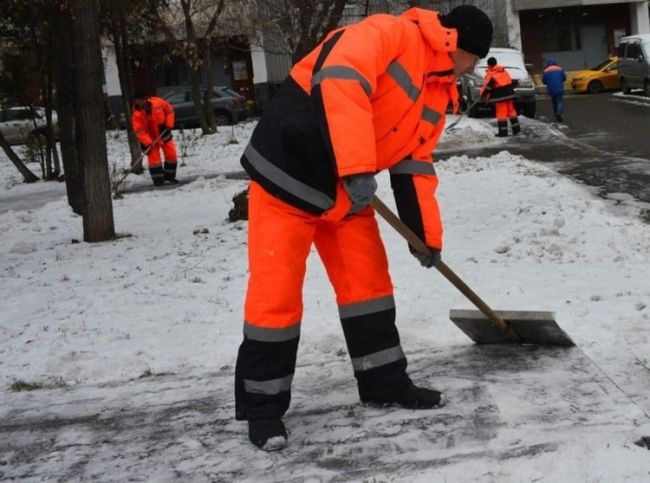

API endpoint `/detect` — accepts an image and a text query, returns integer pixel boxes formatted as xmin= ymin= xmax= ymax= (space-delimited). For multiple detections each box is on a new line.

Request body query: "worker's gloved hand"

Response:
xmin=410 ymin=245 xmax=441 ymax=268
xmin=342 ymin=173 xmax=377 ymax=208
xmin=158 ymin=124 xmax=173 ymax=142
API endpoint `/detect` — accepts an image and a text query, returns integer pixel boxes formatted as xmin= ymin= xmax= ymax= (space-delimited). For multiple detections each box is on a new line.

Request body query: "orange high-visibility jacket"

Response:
xmin=480 ymin=65 xmax=516 ymax=102
xmin=131 ymin=96 xmax=175 ymax=147
xmin=241 ymin=8 xmax=459 ymax=249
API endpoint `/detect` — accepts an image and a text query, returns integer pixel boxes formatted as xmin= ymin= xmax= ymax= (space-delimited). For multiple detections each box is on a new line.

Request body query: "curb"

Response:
xmin=611 ymin=92 xmax=650 ymax=105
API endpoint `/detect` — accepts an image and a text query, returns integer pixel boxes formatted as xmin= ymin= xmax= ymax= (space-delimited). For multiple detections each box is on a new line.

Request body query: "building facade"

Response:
xmin=511 ymin=0 xmax=650 ymax=71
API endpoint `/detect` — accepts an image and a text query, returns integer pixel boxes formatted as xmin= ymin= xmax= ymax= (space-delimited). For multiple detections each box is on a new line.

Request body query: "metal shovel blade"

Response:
xmin=449 ymin=309 xmax=575 ymax=346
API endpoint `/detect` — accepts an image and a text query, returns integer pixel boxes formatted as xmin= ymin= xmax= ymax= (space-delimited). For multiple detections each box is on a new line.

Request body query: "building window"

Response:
xmin=540 ymin=17 xmax=581 ymax=52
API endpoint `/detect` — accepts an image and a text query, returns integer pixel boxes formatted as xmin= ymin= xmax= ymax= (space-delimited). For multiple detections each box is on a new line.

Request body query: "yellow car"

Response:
xmin=571 ymin=57 xmax=620 ymax=93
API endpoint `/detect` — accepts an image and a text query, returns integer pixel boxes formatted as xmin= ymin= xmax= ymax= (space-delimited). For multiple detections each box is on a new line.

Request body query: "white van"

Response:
xmin=617 ymin=34 xmax=650 ymax=96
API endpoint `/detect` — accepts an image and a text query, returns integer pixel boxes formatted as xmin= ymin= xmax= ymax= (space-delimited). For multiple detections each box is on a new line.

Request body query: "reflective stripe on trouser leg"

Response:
xmin=314 ymin=207 xmax=410 ymax=400
xmin=163 ymin=161 xmax=177 ymax=180
xmin=162 ymin=140 xmax=178 ymax=180
xmin=149 ymin=165 xmax=164 ymax=182
xmin=235 ymin=181 xmax=316 ymax=420
xmin=510 ymin=115 xmax=520 ymax=134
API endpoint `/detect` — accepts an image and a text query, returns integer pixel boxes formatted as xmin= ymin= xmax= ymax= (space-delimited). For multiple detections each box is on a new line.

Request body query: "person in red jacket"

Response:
xmin=131 ymin=91 xmax=178 ymax=186
xmin=235 ymin=6 xmax=493 ymax=451
xmin=480 ymin=57 xmax=520 ymax=137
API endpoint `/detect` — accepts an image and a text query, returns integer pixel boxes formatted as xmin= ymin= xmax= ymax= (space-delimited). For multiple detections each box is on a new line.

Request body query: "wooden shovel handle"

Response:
xmin=369 ymin=195 xmax=520 ymax=343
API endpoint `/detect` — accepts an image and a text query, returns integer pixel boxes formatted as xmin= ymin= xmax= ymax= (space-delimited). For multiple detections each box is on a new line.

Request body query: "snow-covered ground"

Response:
xmin=1 ymin=116 xmax=650 ymax=481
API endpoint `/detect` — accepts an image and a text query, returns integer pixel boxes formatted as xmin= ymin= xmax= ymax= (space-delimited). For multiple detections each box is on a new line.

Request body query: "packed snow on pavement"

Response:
xmin=1 ymin=116 xmax=649 ymax=481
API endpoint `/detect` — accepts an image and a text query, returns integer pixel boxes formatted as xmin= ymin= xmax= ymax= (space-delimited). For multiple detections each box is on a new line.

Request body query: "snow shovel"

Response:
xmin=369 ymin=195 xmax=574 ymax=346
xmin=112 ymin=132 xmax=164 ymax=197
xmin=446 ymin=97 xmax=483 ymax=130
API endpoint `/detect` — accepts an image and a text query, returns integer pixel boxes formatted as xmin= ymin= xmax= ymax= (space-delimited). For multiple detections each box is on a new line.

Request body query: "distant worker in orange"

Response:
xmin=235 ymin=5 xmax=493 ymax=451
xmin=480 ymin=57 xmax=520 ymax=137
xmin=132 ymin=91 xmax=178 ymax=186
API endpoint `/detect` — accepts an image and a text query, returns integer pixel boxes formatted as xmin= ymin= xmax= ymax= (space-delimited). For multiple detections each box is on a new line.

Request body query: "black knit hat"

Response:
xmin=487 ymin=57 xmax=497 ymax=66
xmin=440 ymin=5 xmax=493 ymax=58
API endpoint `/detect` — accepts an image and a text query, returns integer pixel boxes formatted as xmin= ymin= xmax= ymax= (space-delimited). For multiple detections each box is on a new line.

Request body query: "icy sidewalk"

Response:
xmin=1 ymin=345 xmax=648 ymax=482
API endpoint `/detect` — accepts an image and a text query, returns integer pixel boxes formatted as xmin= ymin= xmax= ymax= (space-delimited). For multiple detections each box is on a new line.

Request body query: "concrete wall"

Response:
xmin=630 ymin=0 xmax=650 ymax=33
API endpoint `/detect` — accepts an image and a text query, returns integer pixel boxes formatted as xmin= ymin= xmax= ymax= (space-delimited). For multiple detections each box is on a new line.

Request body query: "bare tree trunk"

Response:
xmin=188 ymin=68 xmax=211 ymax=134
xmin=109 ymin=3 xmax=143 ymax=173
xmin=0 ymin=130 xmax=39 ymax=183
xmin=46 ymin=53 xmax=60 ymax=178
xmin=52 ymin=2 xmax=84 ymax=215
xmin=202 ymin=39 xmax=218 ymax=131
xmin=180 ymin=0 xmax=211 ymax=135
xmin=70 ymin=0 xmax=115 ymax=242
xmin=200 ymin=1 xmax=225 ymax=131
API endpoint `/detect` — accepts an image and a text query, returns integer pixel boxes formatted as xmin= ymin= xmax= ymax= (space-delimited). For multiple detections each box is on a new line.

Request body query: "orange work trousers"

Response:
xmin=245 ymin=180 xmax=393 ymax=330
xmin=495 ymin=100 xmax=517 ymax=121
xmin=147 ymin=139 xmax=177 ymax=168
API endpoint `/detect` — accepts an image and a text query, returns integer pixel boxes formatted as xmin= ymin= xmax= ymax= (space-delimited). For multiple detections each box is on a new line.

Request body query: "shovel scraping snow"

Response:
xmin=370 ymin=196 xmax=574 ymax=346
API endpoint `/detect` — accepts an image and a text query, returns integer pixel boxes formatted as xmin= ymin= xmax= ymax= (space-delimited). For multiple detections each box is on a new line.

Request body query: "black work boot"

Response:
xmin=248 ymin=418 xmax=288 ymax=451
xmin=164 ymin=161 xmax=178 ymax=184
xmin=495 ymin=120 xmax=508 ymax=137
xmin=510 ymin=116 xmax=521 ymax=135
xmin=361 ymin=383 xmax=447 ymax=409
xmin=150 ymin=165 xmax=165 ymax=186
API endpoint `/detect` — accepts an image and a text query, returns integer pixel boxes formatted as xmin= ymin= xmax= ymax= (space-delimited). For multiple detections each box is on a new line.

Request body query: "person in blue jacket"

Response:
xmin=542 ymin=58 xmax=567 ymax=122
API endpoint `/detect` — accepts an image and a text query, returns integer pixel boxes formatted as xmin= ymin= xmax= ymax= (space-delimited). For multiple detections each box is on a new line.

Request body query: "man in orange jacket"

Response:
xmin=131 ymin=91 xmax=178 ymax=186
xmin=235 ymin=5 xmax=493 ymax=451
xmin=480 ymin=57 xmax=520 ymax=137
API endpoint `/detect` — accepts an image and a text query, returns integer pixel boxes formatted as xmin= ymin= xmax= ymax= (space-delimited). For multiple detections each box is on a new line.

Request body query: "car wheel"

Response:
xmin=214 ymin=111 xmax=232 ymax=126
xmin=620 ymin=78 xmax=631 ymax=94
xmin=587 ymin=80 xmax=603 ymax=94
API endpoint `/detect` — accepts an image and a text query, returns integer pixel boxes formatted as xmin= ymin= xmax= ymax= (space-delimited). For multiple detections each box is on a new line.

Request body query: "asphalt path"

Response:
xmin=439 ymin=92 xmax=650 ymax=222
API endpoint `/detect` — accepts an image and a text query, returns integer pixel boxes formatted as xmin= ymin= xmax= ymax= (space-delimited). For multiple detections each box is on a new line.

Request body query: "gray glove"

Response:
xmin=342 ymin=173 xmax=377 ymax=207
xmin=410 ymin=245 xmax=441 ymax=268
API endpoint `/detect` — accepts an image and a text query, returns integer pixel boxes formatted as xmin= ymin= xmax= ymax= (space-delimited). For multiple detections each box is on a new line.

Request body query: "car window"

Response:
xmin=474 ymin=50 xmax=527 ymax=78
xmin=6 ymin=109 xmax=36 ymax=121
xmin=165 ymin=92 xmax=186 ymax=104
xmin=617 ymin=43 xmax=627 ymax=58
xmin=591 ymin=59 xmax=612 ymax=71
xmin=626 ymin=43 xmax=642 ymax=59
xmin=223 ymin=88 xmax=242 ymax=98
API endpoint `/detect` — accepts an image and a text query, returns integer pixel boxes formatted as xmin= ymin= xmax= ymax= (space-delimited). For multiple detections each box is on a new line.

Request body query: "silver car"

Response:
xmin=458 ymin=47 xmax=537 ymax=118
xmin=0 ymin=106 xmax=58 ymax=145
xmin=617 ymin=34 xmax=650 ymax=96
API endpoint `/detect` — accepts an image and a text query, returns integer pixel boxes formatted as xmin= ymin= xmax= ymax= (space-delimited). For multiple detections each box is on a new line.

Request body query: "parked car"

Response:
xmin=163 ymin=86 xmax=249 ymax=128
xmin=0 ymin=106 xmax=58 ymax=145
xmin=617 ymin=34 xmax=650 ymax=96
xmin=570 ymin=57 xmax=620 ymax=93
xmin=458 ymin=47 xmax=536 ymax=118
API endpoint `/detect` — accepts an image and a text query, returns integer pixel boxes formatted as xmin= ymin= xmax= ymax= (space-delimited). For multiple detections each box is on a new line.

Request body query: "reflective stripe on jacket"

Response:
xmin=131 ymin=97 xmax=175 ymax=146
xmin=241 ymin=8 xmax=459 ymax=249
xmin=480 ymin=65 xmax=515 ymax=102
